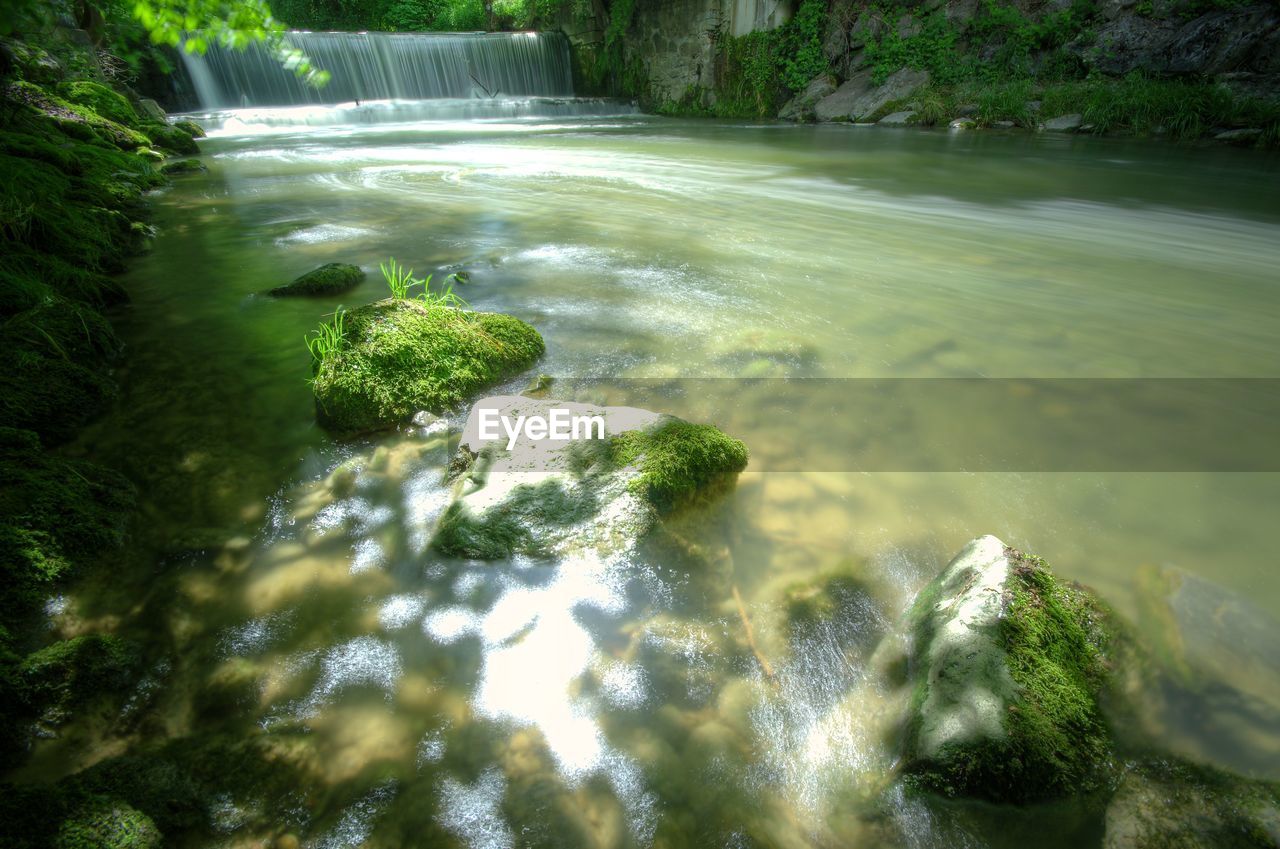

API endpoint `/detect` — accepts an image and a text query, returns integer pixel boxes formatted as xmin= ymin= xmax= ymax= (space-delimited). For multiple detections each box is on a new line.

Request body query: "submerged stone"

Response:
xmin=55 ymin=797 xmax=161 ymax=849
xmin=431 ymin=396 xmax=748 ymax=560
xmin=159 ymin=158 xmax=206 ymax=176
xmin=269 ymin=262 xmax=364 ymax=297
xmin=1104 ymin=759 xmax=1280 ymax=849
xmin=311 ymin=300 xmax=543 ymax=433
xmin=902 ymin=535 xmax=1113 ymax=803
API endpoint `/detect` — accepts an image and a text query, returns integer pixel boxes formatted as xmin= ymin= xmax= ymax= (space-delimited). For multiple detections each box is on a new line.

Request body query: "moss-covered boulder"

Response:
xmin=140 ymin=122 xmax=199 ymax=155
xmin=1104 ymin=759 xmax=1280 ymax=849
xmin=21 ymin=634 xmax=139 ymax=719
xmin=269 ymin=262 xmax=363 ymax=297
xmin=0 ymin=428 xmax=135 ymax=619
xmin=901 ymin=535 xmax=1114 ymax=803
xmin=159 ymin=158 xmax=206 ymax=176
xmin=432 ymin=396 xmax=748 ymax=560
xmin=0 ymin=38 xmax=64 ymax=84
xmin=311 ymin=300 xmax=544 ymax=433
xmin=171 ymin=119 xmax=206 ymax=139
xmin=56 ymin=81 xmax=138 ymax=127
xmin=4 ymin=80 xmax=150 ymax=151
xmin=55 ymin=797 xmax=161 ymax=849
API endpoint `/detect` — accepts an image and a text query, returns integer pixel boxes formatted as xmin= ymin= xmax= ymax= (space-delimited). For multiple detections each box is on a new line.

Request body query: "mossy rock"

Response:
xmin=159 ymin=158 xmax=205 ymax=176
xmin=140 ymin=122 xmax=198 ymax=155
xmin=0 ymin=427 xmax=135 ymax=618
xmin=432 ymin=397 xmax=747 ymax=560
xmin=902 ymin=535 xmax=1114 ymax=803
xmin=269 ymin=262 xmax=363 ymax=297
xmin=312 ymin=300 xmax=544 ymax=433
xmin=5 ymin=81 xmax=150 ymax=151
xmin=0 ymin=38 xmax=64 ymax=84
xmin=56 ymin=81 xmax=138 ymax=127
xmin=55 ymin=797 xmax=161 ymax=849
xmin=1104 ymin=758 xmax=1280 ymax=849
xmin=20 ymin=634 xmax=139 ymax=715
xmin=171 ymin=119 xmax=205 ymax=139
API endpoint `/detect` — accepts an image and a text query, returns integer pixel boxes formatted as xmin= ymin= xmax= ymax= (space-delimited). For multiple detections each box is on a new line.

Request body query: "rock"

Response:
xmin=1042 ymin=113 xmax=1084 ymax=132
xmin=856 ymin=68 xmax=930 ymax=121
xmin=778 ymin=73 xmax=838 ymax=122
xmin=877 ymin=110 xmax=917 ymax=126
xmin=55 ymin=797 xmax=161 ymax=849
xmin=431 ymin=396 xmax=747 ymax=560
xmin=0 ymin=38 xmax=64 ymax=84
xmin=1214 ymin=127 xmax=1263 ymax=144
xmin=172 ymin=119 xmax=206 ymax=139
xmin=948 ymin=117 xmax=976 ymax=130
xmin=137 ymin=98 xmax=165 ymax=121
xmin=991 ymin=120 xmax=1016 ymax=129
xmin=56 ymin=81 xmax=138 ymax=125
xmin=1103 ymin=759 xmax=1280 ymax=849
xmin=311 ymin=301 xmax=543 ymax=433
xmin=268 ymin=262 xmax=364 ymax=297
xmin=815 ymin=68 xmax=930 ymax=123
xmin=160 ymin=158 xmax=206 ymax=175
xmin=814 ymin=70 xmax=874 ymax=122
xmin=1164 ymin=6 xmax=1280 ymax=77
xmin=902 ymin=536 xmax=1113 ymax=803
xmin=141 ymin=122 xmax=198 ymax=154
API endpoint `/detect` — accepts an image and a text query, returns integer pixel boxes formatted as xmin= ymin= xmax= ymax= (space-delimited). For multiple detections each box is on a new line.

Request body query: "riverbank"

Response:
xmin=0 ymin=33 xmax=203 ymax=775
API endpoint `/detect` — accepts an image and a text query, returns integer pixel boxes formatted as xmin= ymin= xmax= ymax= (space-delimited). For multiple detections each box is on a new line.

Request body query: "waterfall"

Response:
xmin=181 ymin=31 xmax=576 ymax=110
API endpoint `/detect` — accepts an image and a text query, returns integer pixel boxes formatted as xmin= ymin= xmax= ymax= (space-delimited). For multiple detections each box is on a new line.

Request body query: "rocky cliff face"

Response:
xmin=550 ymin=0 xmax=1279 ymax=119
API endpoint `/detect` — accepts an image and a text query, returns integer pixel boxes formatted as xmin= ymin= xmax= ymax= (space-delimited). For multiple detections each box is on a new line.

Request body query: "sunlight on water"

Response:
xmin=34 ymin=108 xmax=1280 ymax=847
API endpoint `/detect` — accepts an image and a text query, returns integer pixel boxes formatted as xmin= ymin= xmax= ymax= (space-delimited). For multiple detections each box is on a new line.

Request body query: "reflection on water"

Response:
xmin=30 ymin=111 xmax=1280 ymax=847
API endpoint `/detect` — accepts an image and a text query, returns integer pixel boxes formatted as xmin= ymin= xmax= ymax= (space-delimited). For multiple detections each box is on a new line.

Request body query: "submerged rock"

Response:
xmin=159 ymin=158 xmax=206 ymax=176
xmin=902 ymin=535 xmax=1113 ymax=803
xmin=878 ymin=110 xmax=917 ymax=126
xmin=311 ymin=301 xmax=543 ymax=433
xmin=55 ymin=797 xmax=161 ymax=849
xmin=269 ymin=262 xmax=364 ymax=297
xmin=1104 ymin=759 xmax=1280 ymax=849
xmin=431 ymin=396 xmax=748 ymax=560
xmin=1042 ymin=113 xmax=1084 ymax=132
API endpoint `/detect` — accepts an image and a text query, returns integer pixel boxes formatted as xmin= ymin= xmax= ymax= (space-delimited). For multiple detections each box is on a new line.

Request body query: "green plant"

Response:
xmin=304 ymin=306 xmax=347 ymax=368
xmin=380 ymin=257 xmax=417 ymax=300
xmin=417 ymin=274 xmax=469 ymax=309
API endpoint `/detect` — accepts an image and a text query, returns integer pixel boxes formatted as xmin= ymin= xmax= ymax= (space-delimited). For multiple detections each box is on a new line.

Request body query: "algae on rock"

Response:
xmin=311 ymin=299 xmax=544 ymax=433
xmin=902 ymin=535 xmax=1114 ymax=803
xmin=431 ymin=396 xmax=748 ymax=560
xmin=269 ymin=262 xmax=364 ymax=297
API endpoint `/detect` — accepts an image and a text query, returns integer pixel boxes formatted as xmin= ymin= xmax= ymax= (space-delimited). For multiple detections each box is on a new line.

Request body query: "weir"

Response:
xmin=180 ymin=31 xmax=576 ymax=110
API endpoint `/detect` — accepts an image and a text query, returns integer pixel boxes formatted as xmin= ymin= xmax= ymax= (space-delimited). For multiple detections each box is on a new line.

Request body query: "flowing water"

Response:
xmin=23 ymin=97 xmax=1280 ymax=847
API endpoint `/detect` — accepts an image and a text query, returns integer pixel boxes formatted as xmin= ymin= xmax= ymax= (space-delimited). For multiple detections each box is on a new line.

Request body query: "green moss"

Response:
xmin=5 ymin=81 xmax=151 ymax=151
xmin=171 ymin=119 xmax=206 ymax=139
xmin=21 ymin=634 xmax=139 ymax=714
xmin=159 ymin=158 xmax=206 ymax=176
xmin=140 ymin=122 xmax=199 ymax=155
xmin=55 ymin=798 xmax=161 ymax=849
xmin=907 ymin=547 xmax=1113 ymax=802
xmin=312 ymin=299 xmax=544 ymax=433
xmin=0 ymin=428 xmax=135 ymax=618
xmin=269 ymin=262 xmax=363 ymax=297
xmin=433 ymin=475 xmax=599 ymax=559
xmin=608 ymin=420 xmax=749 ymax=511
xmin=56 ymin=81 xmax=139 ymax=127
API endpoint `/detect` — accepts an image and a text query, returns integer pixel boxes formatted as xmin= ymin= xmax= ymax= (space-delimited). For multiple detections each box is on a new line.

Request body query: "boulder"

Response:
xmin=160 ymin=158 xmax=206 ymax=176
xmin=1042 ymin=113 xmax=1084 ymax=132
xmin=778 ymin=74 xmax=838 ymax=122
xmin=137 ymin=98 xmax=166 ymax=121
xmin=815 ymin=68 xmax=932 ymax=122
xmin=1104 ymin=759 xmax=1280 ymax=849
xmin=269 ymin=262 xmax=364 ymax=297
xmin=814 ymin=70 xmax=875 ymax=122
xmin=948 ymin=117 xmax=976 ymax=130
xmin=877 ymin=110 xmax=917 ymax=126
xmin=1214 ymin=127 xmax=1263 ymax=144
xmin=902 ymin=535 xmax=1113 ymax=803
xmin=431 ymin=396 xmax=748 ymax=560
xmin=311 ymin=301 xmax=543 ymax=433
